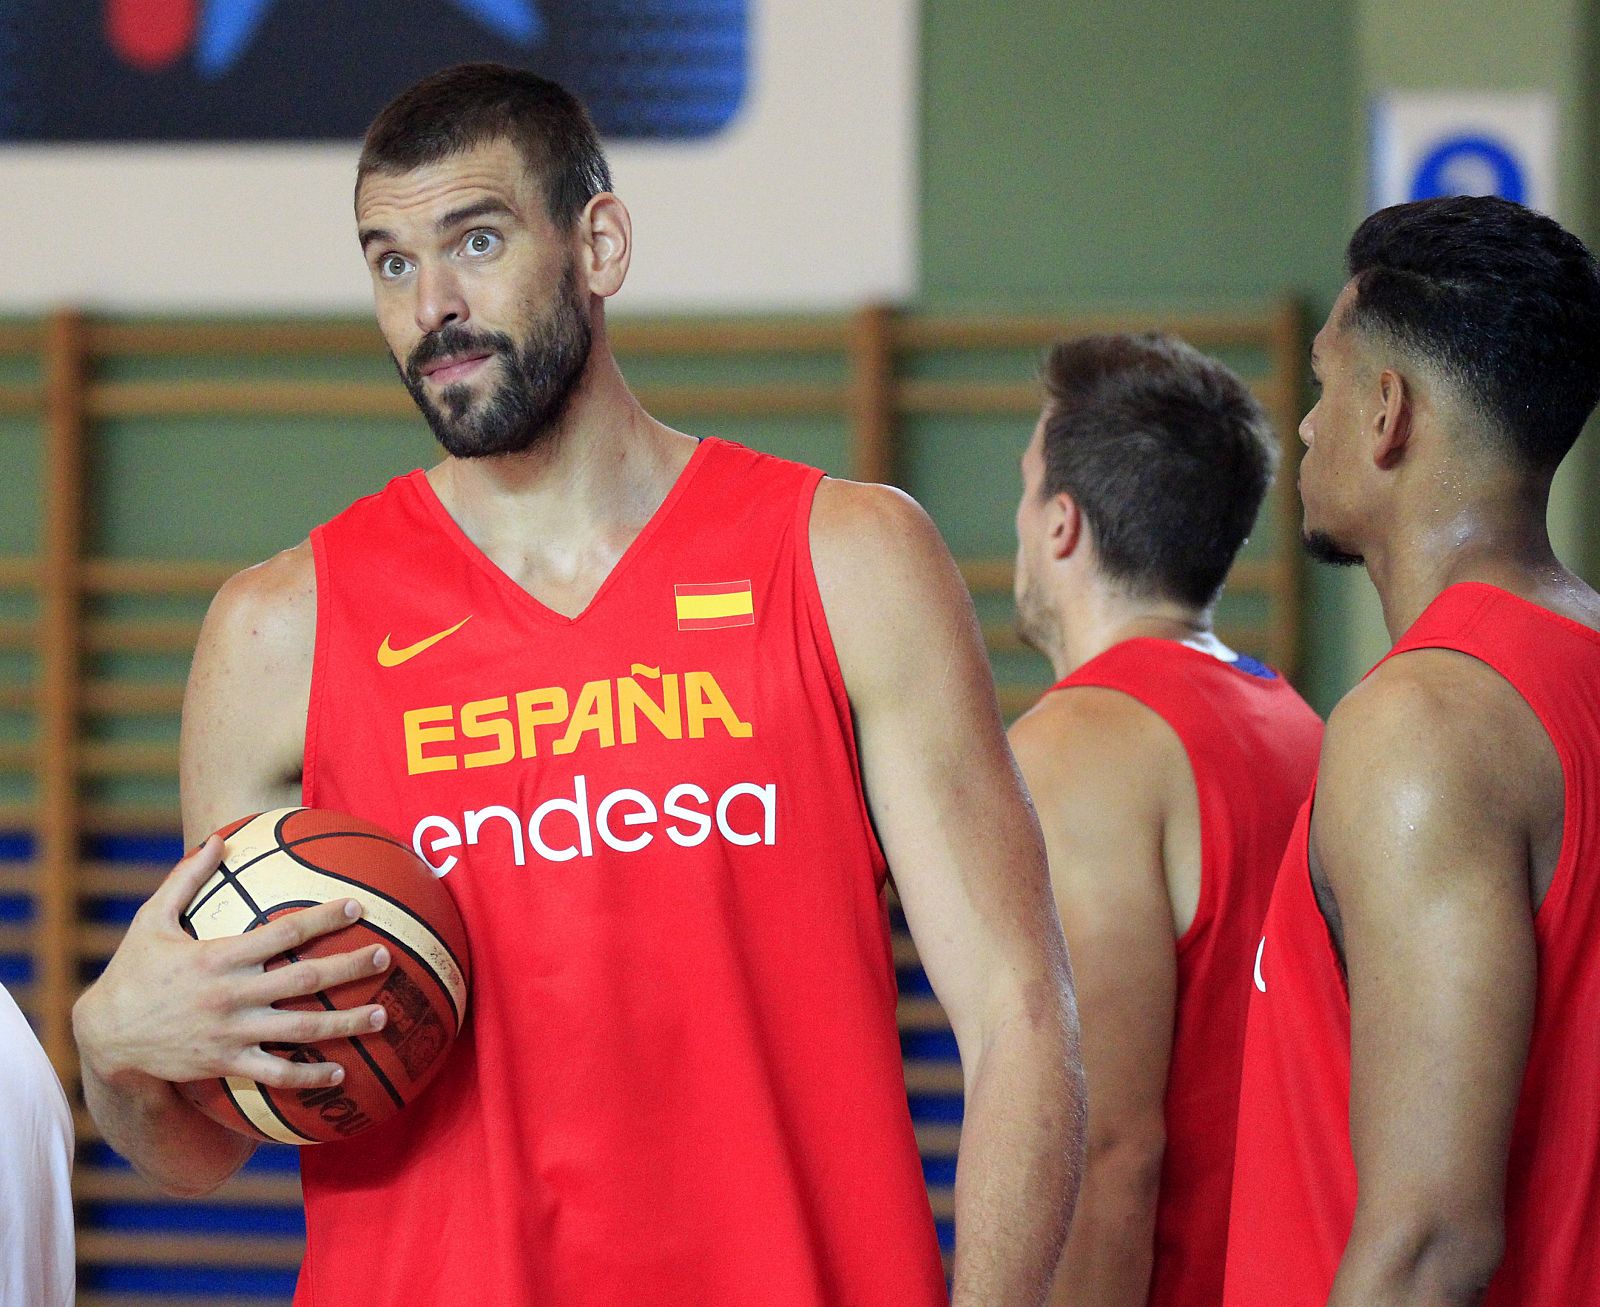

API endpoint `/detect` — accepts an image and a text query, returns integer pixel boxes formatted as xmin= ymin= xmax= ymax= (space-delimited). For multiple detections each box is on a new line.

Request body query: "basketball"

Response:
xmin=177 ymin=807 xmax=470 ymax=1145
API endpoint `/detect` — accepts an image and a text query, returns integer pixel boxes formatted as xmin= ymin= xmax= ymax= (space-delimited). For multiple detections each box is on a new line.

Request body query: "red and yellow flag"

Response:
xmin=675 ymin=580 xmax=755 ymax=631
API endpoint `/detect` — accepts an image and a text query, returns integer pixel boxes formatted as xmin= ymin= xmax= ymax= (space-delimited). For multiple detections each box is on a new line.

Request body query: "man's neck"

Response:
xmin=1360 ymin=486 xmax=1565 ymax=642
xmin=425 ymin=348 xmax=698 ymax=600
xmin=1048 ymin=592 xmax=1215 ymax=682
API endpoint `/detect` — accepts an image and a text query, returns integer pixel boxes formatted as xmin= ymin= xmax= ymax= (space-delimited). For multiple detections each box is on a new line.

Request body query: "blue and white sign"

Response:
xmin=1371 ymin=91 xmax=1558 ymax=216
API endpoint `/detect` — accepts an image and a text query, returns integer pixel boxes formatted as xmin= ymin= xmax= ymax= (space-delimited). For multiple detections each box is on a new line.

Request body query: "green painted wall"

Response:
xmin=918 ymin=0 xmax=1362 ymax=711
xmin=917 ymin=0 xmax=1599 ymax=711
xmin=920 ymin=0 xmax=1359 ymax=307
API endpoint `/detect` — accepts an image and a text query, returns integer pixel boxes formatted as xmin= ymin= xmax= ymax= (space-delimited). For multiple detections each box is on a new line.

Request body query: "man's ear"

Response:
xmin=579 ymin=193 xmax=631 ymax=299
xmin=1371 ymin=367 xmax=1414 ymax=470
xmin=1043 ymin=491 xmax=1082 ymax=562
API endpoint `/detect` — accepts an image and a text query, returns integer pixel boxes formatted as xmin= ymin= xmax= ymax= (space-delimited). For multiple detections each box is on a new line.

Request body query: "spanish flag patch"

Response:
xmin=675 ymin=581 xmax=755 ymax=631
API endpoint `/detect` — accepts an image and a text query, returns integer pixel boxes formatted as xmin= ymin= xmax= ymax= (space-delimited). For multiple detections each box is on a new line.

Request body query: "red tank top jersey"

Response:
xmin=295 ymin=438 xmax=946 ymax=1307
xmin=1225 ymin=582 xmax=1600 ymax=1305
xmin=1050 ymin=639 xmax=1321 ymax=1307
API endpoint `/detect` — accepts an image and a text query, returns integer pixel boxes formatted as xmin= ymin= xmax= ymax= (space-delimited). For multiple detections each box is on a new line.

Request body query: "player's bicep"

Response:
xmin=811 ymin=481 xmax=1064 ymax=1047
xmin=179 ymin=550 xmax=315 ymax=843
xmin=1316 ymin=668 xmax=1536 ymax=1227
xmin=1012 ymin=698 xmax=1175 ymax=1137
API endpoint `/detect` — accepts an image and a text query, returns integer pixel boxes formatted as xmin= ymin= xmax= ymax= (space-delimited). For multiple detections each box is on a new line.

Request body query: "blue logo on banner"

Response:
xmin=197 ymin=0 xmax=546 ymax=77
xmin=1409 ymin=134 xmax=1527 ymax=204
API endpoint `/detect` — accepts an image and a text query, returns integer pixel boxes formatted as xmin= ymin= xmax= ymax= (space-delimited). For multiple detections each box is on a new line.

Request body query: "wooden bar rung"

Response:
xmin=75 ymin=1230 xmax=304 ymax=1269
xmin=897 ymin=996 xmax=950 ymax=1032
xmin=79 ymin=1296 xmax=289 ymax=1307
xmin=79 ymin=741 xmax=180 ymax=778
xmin=894 ymin=307 xmax=1279 ymax=352
xmin=86 ymin=618 xmax=201 ymax=654
xmin=83 ymin=681 xmax=187 ymax=715
xmin=0 ymin=557 xmax=40 ymax=588
xmin=75 ymin=1167 xmax=302 ymax=1207
xmin=915 ymin=1123 xmax=962 ymax=1156
xmin=80 ymin=863 xmax=168 ymax=897
xmin=904 ymin=1060 xmax=964 ymax=1095
xmin=82 ymin=558 xmax=244 ymax=595
xmin=0 ymin=384 xmax=43 ymax=416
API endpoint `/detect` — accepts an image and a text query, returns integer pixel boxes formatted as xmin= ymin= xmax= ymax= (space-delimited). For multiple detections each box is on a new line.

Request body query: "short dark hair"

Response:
xmin=1345 ymin=196 xmax=1600 ymax=471
xmin=1039 ymin=333 xmax=1278 ymax=609
xmin=358 ymin=63 xmax=612 ymax=225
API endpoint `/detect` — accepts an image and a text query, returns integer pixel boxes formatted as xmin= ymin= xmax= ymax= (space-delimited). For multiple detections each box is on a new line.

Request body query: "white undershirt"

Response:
xmin=0 ymin=984 xmax=73 ymax=1307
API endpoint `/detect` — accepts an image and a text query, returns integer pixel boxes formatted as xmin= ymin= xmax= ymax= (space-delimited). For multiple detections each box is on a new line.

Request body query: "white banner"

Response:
xmin=1370 ymin=91 xmax=1558 ymax=217
xmin=0 ymin=2 xmax=919 ymax=313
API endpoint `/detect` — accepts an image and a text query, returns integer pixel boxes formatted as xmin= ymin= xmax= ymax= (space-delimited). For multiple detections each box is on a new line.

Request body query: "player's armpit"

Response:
xmin=1319 ymin=651 xmax=1549 ymax=1307
xmin=180 ymin=542 xmax=317 ymax=843
xmin=1010 ymin=689 xmax=1177 ymax=1307
xmin=809 ymin=477 xmax=1084 ymax=1307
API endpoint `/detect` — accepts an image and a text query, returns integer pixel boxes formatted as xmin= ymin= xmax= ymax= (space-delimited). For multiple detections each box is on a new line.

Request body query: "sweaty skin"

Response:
xmin=74 ymin=138 xmax=1085 ymax=1304
xmin=1301 ymin=283 xmax=1600 ymax=1306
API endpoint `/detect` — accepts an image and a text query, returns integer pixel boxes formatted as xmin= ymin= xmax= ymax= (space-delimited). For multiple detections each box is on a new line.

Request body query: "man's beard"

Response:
xmin=1013 ymin=564 xmax=1055 ymax=659
xmin=401 ymin=265 xmax=592 ymax=459
xmin=1302 ymin=529 xmax=1364 ymax=567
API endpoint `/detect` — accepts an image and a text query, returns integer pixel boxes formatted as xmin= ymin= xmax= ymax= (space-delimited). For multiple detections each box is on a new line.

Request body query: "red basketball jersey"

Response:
xmin=295 ymin=438 xmax=946 ymax=1306
xmin=1225 ymin=582 xmax=1600 ymax=1305
xmin=1050 ymin=639 xmax=1321 ymax=1307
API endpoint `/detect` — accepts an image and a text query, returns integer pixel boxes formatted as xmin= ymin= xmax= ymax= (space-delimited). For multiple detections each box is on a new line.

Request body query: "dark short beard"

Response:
xmin=1302 ymin=529 xmax=1364 ymax=567
xmin=401 ymin=266 xmax=592 ymax=459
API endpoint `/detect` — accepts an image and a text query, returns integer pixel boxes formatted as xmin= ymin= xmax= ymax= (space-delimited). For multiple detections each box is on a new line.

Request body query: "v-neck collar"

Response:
xmin=404 ymin=437 xmax=716 ymax=626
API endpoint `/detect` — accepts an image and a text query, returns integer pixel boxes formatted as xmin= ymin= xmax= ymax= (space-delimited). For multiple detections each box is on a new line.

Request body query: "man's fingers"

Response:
xmin=248 ymin=946 xmax=391 ymax=1004
xmin=147 ymin=835 xmax=227 ymax=924
xmin=234 ymin=1046 xmax=349 ymax=1091
xmin=228 ymin=900 xmax=365 ymax=966
xmin=247 ymin=1004 xmax=388 ymax=1048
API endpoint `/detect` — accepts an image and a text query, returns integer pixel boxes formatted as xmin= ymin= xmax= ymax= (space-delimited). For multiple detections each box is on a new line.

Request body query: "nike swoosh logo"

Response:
xmin=1253 ymin=936 xmax=1268 ymax=993
xmin=377 ymin=616 xmax=472 ymax=668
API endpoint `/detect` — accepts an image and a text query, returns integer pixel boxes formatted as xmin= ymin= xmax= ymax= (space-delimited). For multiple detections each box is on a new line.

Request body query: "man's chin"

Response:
xmin=1302 ymin=529 xmax=1364 ymax=567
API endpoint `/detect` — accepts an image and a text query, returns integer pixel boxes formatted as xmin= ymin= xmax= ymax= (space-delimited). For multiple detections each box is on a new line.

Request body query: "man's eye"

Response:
xmin=378 ymin=254 xmax=411 ymax=279
xmin=463 ymin=230 xmax=501 ymax=257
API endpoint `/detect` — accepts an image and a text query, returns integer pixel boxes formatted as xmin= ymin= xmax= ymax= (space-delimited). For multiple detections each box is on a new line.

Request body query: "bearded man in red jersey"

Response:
xmin=1224 ymin=195 xmax=1600 ymax=1306
xmin=72 ymin=64 xmax=1085 ymax=1307
xmin=1008 ymin=334 xmax=1322 ymax=1307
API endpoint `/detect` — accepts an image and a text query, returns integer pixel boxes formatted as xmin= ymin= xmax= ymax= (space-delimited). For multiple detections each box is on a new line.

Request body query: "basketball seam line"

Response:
xmin=211 ymin=863 xmax=319 ymax=1144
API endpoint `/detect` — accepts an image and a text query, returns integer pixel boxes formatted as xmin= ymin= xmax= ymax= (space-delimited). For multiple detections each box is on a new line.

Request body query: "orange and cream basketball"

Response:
xmin=178 ymin=807 xmax=470 ymax=1144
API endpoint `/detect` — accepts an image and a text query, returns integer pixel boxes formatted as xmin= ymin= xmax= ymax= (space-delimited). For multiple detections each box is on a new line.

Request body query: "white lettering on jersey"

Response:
xmin=1253 ymin=935 xmax=1268 ymax=993
xmin=411 ymin=774 xmax=779 ymax=875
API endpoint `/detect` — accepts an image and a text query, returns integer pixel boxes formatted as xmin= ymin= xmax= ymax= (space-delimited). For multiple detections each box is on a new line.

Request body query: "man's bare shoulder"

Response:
xmin=809 ymin=477 xmax=957 ymax=598
xmin=1322 ymin=648 xmax=1532 ymax=789
xmin=201 ymin=541 xmax=317 ymax=657
xmin=1315 ymin=648 xmax=1556 ymax=893
xmin=807 ymin=478 xmax=980 ymax=692
xmin=1010 ymin=685 xmax=1184 ymax=825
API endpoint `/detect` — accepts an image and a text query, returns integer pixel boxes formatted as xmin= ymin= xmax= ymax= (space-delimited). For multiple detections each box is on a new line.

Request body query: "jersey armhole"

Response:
xmin=793 ymin=472 xmax=891 ymax=886
xmin=1055 ymin=675 xmax=1216 ymax=951
xmin=301 ymin=526 xmax=331 ymax=808
xmin=1382 ymin=638 xmax=1579 ymax=926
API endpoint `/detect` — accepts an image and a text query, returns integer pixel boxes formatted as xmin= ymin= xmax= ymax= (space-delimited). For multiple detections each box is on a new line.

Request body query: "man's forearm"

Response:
xmin=950 ymin=996 xmax=1085 ymax=1307
xmin=75 ymin=992 xmax=254 ymax=1197
xmin=1047 ymin=1135 xmax=1162 ymax=1307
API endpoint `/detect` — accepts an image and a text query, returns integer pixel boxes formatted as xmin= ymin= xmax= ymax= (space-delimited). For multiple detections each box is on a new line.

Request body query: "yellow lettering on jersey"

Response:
xmin=404 ymin=705 xmax=458 ymax=774
xmin=404 ymin=667 xmax=752 ymax=773
xmin=515 ymin=687 xmax=569 ymax=759
xmin=684 ymin=671 xmax=753 ymax=739
xmin=618 ymin=666 xmax=682 ymax=745
xmin=461 ymin=696 xmax=515 ymax=770
xmin=553 ymin=679 xmax=616 ymax=755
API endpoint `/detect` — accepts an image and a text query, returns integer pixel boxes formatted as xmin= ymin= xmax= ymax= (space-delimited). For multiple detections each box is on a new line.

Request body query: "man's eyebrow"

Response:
xmin=435 ymin=200 xmax=517 ymax=234
xmin=358 ymin=226 xmax=395 ymax=253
